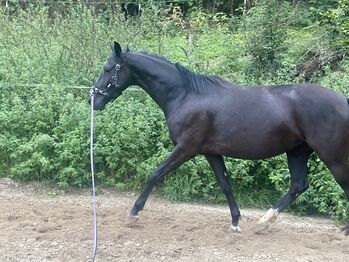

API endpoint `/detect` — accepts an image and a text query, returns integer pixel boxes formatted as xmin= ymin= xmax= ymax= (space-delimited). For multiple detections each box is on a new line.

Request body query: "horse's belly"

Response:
xmin=225 ymin=141 xmax=300 ymax=159
xmin=202 ymin=140 xmax=300 ymax=159
xmin=201 ymin=126 xmax=302 ymax=160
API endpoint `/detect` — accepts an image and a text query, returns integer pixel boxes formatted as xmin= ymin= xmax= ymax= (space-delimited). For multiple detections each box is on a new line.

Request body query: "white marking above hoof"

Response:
xmin=258 ymin=208 xmax=279 ymax=225
xmin=230 ymin=225 xmax=242 ymax=233
xmin=127 ymin=215 xmax=139 ymax=225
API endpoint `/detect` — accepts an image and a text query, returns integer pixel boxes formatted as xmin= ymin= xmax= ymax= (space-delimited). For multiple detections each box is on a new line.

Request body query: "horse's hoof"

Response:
xmin=127 ymin=215 xmax=139 ymax=225
xmin=230 ymin=225 xmax=242 ymax=233
xmin=254 ymin=222 xmax=270 ymax=234
xmin=341 ymin=224 xmax=349 ymax=236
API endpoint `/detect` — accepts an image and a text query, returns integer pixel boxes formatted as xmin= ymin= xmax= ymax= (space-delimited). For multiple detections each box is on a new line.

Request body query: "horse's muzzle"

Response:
xmin=88 ymin=95 xmax=106 ymax=111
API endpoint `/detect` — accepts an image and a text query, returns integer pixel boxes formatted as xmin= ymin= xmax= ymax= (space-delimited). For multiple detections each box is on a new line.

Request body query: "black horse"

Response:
xmin=89 ymin=42 xmax=349 ymax=234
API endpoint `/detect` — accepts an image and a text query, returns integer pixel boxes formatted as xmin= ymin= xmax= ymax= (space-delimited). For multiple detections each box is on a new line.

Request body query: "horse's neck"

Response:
xmin=126 ymin=52 xmax=185 ymax=115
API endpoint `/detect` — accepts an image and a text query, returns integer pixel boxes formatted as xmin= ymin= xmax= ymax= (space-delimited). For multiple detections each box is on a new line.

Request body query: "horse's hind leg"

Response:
xmin=257 ymin=144 xmax=313 ymax=232
xmin=205 ymin=155 xmax=241 ymax=232
xmin=320 ymin=158 xmax=349 ymax=235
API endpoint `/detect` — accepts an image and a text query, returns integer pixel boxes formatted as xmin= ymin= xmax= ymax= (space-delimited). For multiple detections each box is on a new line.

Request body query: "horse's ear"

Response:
xmin=113 ymin=41 xmax=122 ymax=57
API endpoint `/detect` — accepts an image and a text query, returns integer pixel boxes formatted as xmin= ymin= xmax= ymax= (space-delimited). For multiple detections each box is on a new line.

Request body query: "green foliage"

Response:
xmin=1 ymin=2 xmax=349 ymax=222
xmin=311 ymin=0 xmax=349 ymax=50
xmin=240 ymin=0 xmax=291 ymax=78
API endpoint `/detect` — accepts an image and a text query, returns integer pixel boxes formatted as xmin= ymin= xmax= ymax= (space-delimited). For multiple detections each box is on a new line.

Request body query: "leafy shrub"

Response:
xmin=239 ymin=0 xmax=291 ymax=79
xmin=311 ymin=0 xmax=349 ymax=50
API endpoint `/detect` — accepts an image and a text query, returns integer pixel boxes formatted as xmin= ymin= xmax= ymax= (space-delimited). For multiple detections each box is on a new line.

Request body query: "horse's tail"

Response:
xmin=347 ymin=98 xmax=349 ymax=105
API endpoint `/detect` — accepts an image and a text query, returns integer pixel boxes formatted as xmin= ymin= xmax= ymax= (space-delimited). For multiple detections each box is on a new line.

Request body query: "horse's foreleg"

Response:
xmin=205 ymin=154 xmax=241 ymax=233
xmin=256 ymin=144 xmax=313 ymax=232
xmin=128 ymin=145 xmax=194 ymax=223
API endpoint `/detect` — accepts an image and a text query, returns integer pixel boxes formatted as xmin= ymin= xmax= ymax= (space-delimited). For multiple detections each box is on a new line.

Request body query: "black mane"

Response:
xmin=130 ymin=50 xmax=236 ymax=95
xmin=175 ymin=63 xmax=234 ymax=95
xmin=136 ymin=51 xmax=174 ymax=64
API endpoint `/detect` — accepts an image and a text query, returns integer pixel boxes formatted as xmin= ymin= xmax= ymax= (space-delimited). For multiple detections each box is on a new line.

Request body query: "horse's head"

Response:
xmin=89 ymin=42 xmax=133 ymax=110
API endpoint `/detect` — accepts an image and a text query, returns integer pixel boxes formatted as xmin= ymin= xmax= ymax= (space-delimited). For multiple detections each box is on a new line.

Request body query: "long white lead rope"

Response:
xmin=90 ymin=94 xmax=98 ymax=261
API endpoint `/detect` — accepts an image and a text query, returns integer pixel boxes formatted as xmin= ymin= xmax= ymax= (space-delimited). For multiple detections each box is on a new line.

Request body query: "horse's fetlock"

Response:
xmin=232 ymin=212 xmax=241 ymax=223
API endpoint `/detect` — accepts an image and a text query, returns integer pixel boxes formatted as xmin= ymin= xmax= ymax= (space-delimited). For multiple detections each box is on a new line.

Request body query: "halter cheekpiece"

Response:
xmin=90 ymin=63 xmax=121 ymax=97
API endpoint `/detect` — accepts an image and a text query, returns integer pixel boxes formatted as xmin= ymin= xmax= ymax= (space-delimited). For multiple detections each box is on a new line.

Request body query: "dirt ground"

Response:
xmin=1 ymin=178 xmax=349 ymax=262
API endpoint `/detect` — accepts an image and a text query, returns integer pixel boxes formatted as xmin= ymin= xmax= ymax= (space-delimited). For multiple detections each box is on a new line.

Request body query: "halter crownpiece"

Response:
xmin=90 ymin=63 xmax=121 ymax=97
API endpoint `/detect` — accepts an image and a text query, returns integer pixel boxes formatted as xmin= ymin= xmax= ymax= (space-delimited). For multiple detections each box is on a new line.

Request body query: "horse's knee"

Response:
xmin=147 ymin=173 xmax=158 ymax=184
xmin=147 ymin=170 xmax=164 ymax=185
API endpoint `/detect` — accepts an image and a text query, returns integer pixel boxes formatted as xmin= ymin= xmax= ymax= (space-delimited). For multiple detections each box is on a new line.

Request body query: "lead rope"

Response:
xmin=90 ymin=94 xmax=98 ymax=262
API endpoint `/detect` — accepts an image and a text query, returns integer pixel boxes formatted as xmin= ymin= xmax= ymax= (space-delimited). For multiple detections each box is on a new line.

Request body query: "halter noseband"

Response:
xmin=90 ymin=63 xmax=121 ymax=97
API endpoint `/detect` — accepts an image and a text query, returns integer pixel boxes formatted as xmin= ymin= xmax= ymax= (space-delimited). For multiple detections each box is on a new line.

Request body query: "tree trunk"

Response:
xmin=243 ymin=0 xmax=251 ymax=15
xmin=231 ymin=0 xmax=234 ymax=15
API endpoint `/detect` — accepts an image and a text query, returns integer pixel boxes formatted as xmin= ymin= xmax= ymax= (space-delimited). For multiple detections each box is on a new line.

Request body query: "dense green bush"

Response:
xmin=311 ymin=0 xmax=349 ymax=50
xmin=1 ymin=2 xmax=349 ymax=221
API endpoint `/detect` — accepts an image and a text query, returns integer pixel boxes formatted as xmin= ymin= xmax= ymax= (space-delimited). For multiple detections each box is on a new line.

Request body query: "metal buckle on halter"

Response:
xmin=111 ymin=63 xmax=121 ymax=86
xmin=90 ymin=86 xmax=97 ymax=96
xmin=90 ymin=86 xmax=108 ymax=96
